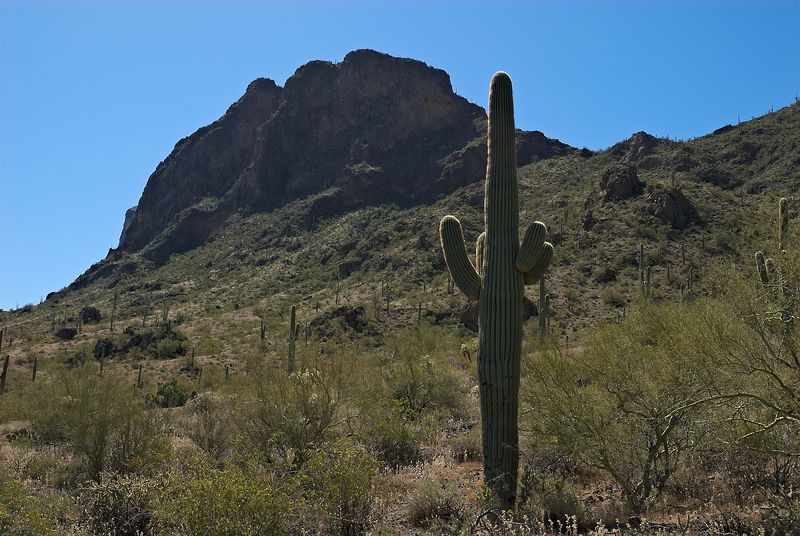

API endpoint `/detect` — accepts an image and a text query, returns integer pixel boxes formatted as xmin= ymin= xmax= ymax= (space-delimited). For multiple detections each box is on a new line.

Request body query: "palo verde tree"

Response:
xmin=439 ymin=72 xmax=553 ymax=508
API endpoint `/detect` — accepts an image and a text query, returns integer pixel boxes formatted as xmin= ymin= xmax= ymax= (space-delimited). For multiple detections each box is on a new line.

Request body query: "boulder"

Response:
xmin=647 ymin=185 xmax=700 ymax=229
xmin=79 ymin=306 xmax=102 ymax=324
xmin=600 ymin=163 xmax=643 ymax=200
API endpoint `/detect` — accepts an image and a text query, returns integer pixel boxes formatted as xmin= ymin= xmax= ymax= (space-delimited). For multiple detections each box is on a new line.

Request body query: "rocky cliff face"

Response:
xmin=118 ymin=49 xmax=573 ymax=263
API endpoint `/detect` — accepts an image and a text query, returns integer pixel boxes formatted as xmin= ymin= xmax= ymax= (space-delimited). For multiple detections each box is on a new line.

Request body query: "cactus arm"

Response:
xmin=523 ymin=241 xmax=554 ymax=285
xmin=440 ymin=215 xmax=482 ymax=300
xmin=516 ymin=221 xmax=547 ymax=272
xmin=476 ymin=232 xmax=485 ymax=277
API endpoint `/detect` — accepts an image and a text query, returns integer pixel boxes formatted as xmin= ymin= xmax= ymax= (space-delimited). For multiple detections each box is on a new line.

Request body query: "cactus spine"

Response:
xmin=439 ymin=72 xmax=553 ymax=508
xmin=288 ymin=305 xmax=297 ymax=374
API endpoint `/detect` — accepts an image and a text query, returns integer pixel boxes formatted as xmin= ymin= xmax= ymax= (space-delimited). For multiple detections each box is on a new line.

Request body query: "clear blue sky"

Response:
xmin=1 ymin=0 xmax=798 ymax=310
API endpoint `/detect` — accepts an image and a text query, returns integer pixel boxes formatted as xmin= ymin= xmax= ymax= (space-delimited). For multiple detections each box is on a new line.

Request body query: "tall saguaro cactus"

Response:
xmin=439 ymin=72 xmax=553 ymax=508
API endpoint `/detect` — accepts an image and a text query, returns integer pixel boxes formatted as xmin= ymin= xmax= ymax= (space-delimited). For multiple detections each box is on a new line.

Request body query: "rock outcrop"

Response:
xmin=609 ymin=131 xmax=659 ymax=163
xmin=646 ymin=185 xmax=700 ymax=229
xmin=116 ymin=50 xmax=573 ymax=263
xmin=600 ymin=163 xmax=643 ymax=200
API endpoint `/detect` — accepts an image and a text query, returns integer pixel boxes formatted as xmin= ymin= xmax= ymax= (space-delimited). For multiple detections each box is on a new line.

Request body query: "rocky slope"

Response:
xmin=118 ymin=49 xmax=573 ymax=264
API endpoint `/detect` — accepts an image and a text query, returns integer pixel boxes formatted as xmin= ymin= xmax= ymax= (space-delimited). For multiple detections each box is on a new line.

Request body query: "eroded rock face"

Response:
xmin=119 ymin=78 xmax=283 ymax=252
xmin=600 ymin=163 xmax=643 ymax=200
xmin=647 ymin=185 xmax=700 ymax=229
xmin=609 ymin=131 xmax=659 ymax=163
xmin=116 ymin=49 xmax=572 ymax=263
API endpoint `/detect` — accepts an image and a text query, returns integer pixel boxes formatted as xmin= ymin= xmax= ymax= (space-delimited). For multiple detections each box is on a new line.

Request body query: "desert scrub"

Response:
xmin=236 ymin=355 xmax=351 ymax=465
xmin=380 ymin=351 xmax=468 ymax=419
xmin=79 ymin=472 xmax=161 ymax=535
xmin=152 ymin=377 xmax=189 ymax=408
xmin=0 ymin=466 xmax=71 ymax=534
xmin=22 ymin=364 xmax=170 ymax=482
xmin=299 ymin=441 xmax=379 ymax=535
xmin=521 ymin=303 xmax=714 ymax=513
xmin=407 ymin=477 xmax=464 ymax=529
xmin=358 ymin=399 xmax=431 ymax=468
xmin=153 ymin=464 xmax=295 ymax=536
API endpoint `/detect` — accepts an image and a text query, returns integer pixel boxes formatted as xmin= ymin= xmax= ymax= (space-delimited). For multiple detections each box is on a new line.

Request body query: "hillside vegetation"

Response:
xmin=0 ymin=100 xmax=798 ymax=534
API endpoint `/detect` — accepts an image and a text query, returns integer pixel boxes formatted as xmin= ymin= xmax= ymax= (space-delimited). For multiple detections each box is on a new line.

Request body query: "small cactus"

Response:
xmin=32 ymin=356 xmax=37 ymax=382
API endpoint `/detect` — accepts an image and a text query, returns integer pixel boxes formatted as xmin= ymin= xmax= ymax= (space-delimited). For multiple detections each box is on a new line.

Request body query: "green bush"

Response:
xmin=360 ymin=400 xmax=429 ymax=468
xmin=300 ymin=441 xmax=379 ymax=535
xmin=0 ymin=467 xmax=57 ymax=534
xmin=23 ymin=365 xmax=170 ymax=481
xmin=237 ymin=357 xmax=350 ymax=464
xmin=79 ymin=472 xmax=160 ymax=535
xmin=153 ymin=465 xmax=294 ymax=536
xmin=153 ymin=377 xmax=188 ymax=408
xmin=407 ymin=477 xmax=463 ymax=529
xmin=380 ymin=351 xmax=466 ymax=419
xmin=521 ymin=303 xmax=712 ymax=513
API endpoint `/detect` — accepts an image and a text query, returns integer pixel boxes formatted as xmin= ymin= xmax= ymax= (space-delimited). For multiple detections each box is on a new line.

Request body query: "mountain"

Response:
xmin=6 ymin=50 xmax=797 ymax=339
xmin=117 ymin=49 xmax=572 ymax=265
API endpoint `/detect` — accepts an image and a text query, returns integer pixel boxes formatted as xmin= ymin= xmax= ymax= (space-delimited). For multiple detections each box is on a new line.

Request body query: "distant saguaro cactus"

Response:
xmin=779 ymin=197 xmax=789 ymax=251
xmin=288 ymin=305 xmax=297 ymax=374
xmin=0 ymin=354 xmax=8 ymax=393
xmin=439 ymin=72 xmax=553 ymax=508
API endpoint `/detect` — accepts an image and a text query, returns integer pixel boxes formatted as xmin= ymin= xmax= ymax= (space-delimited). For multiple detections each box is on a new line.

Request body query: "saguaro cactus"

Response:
xmin=779 ymin=197 xmax=789 ymax=251
xmin=0 ymin=354 xmax=9 ymax=393
xmin=439 ymin=72 xmax=553 ymax=508
xmin=288 ymin=305 xmax=297 ymax=374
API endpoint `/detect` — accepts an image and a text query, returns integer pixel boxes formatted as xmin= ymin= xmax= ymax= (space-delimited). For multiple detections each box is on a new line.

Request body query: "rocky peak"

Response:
xmin=115 ymin=50 xmax=572 ymax=263
xmin=609 ymin=131 xmax=659 ymax=163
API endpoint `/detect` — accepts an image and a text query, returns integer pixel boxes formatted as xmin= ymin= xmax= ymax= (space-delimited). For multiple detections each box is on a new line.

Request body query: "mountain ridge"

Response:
xmin=116 ymin=49 xmax=573 ymax=264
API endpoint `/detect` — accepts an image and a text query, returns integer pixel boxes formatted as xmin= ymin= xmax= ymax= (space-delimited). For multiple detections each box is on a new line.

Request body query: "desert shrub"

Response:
xmin=360 ymin=400 xmax=428 ymax=468
xmin=517 ymin=472 xmax=585 ymax=525
xmin=380 ymin=351 xmax=466 ymax=419
xmin=522 ymin=303 xmax=713 ymax=513
xmin=407 ymin=477 xmax=463 ymax=529
xmin=592 ymin=265 xmax=616 ymax=283
xmin=181 ymin=394 xmax=233 ymax=458
xmin=79 ymin=472 xmax=160 ymax=535
xmin=79 ymin=306 xmax=102 ymax=324
xmin=23 ymin=365 xmax=170 ymax=481
xmin=448 ymin=426 xmax=481 ymax=463
xmin=601 ymin=287 xmax=626 ymax=307
xmin=153 ymin=377 xmax=188 ymax=408
xmin=153 ymin=465 xmax=294 ymax=536
xmin=54 ymin=327 xmax=77 ymax=340
xmin=101 ymin=324 xmax=188 ymax=360
xmin=236 ymin=357 xmax=350 ymax=465
xmin=0 ymin=467 xmax=57 ymax=534
xmin=300 ymin=441 xmax=379 ymax=535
